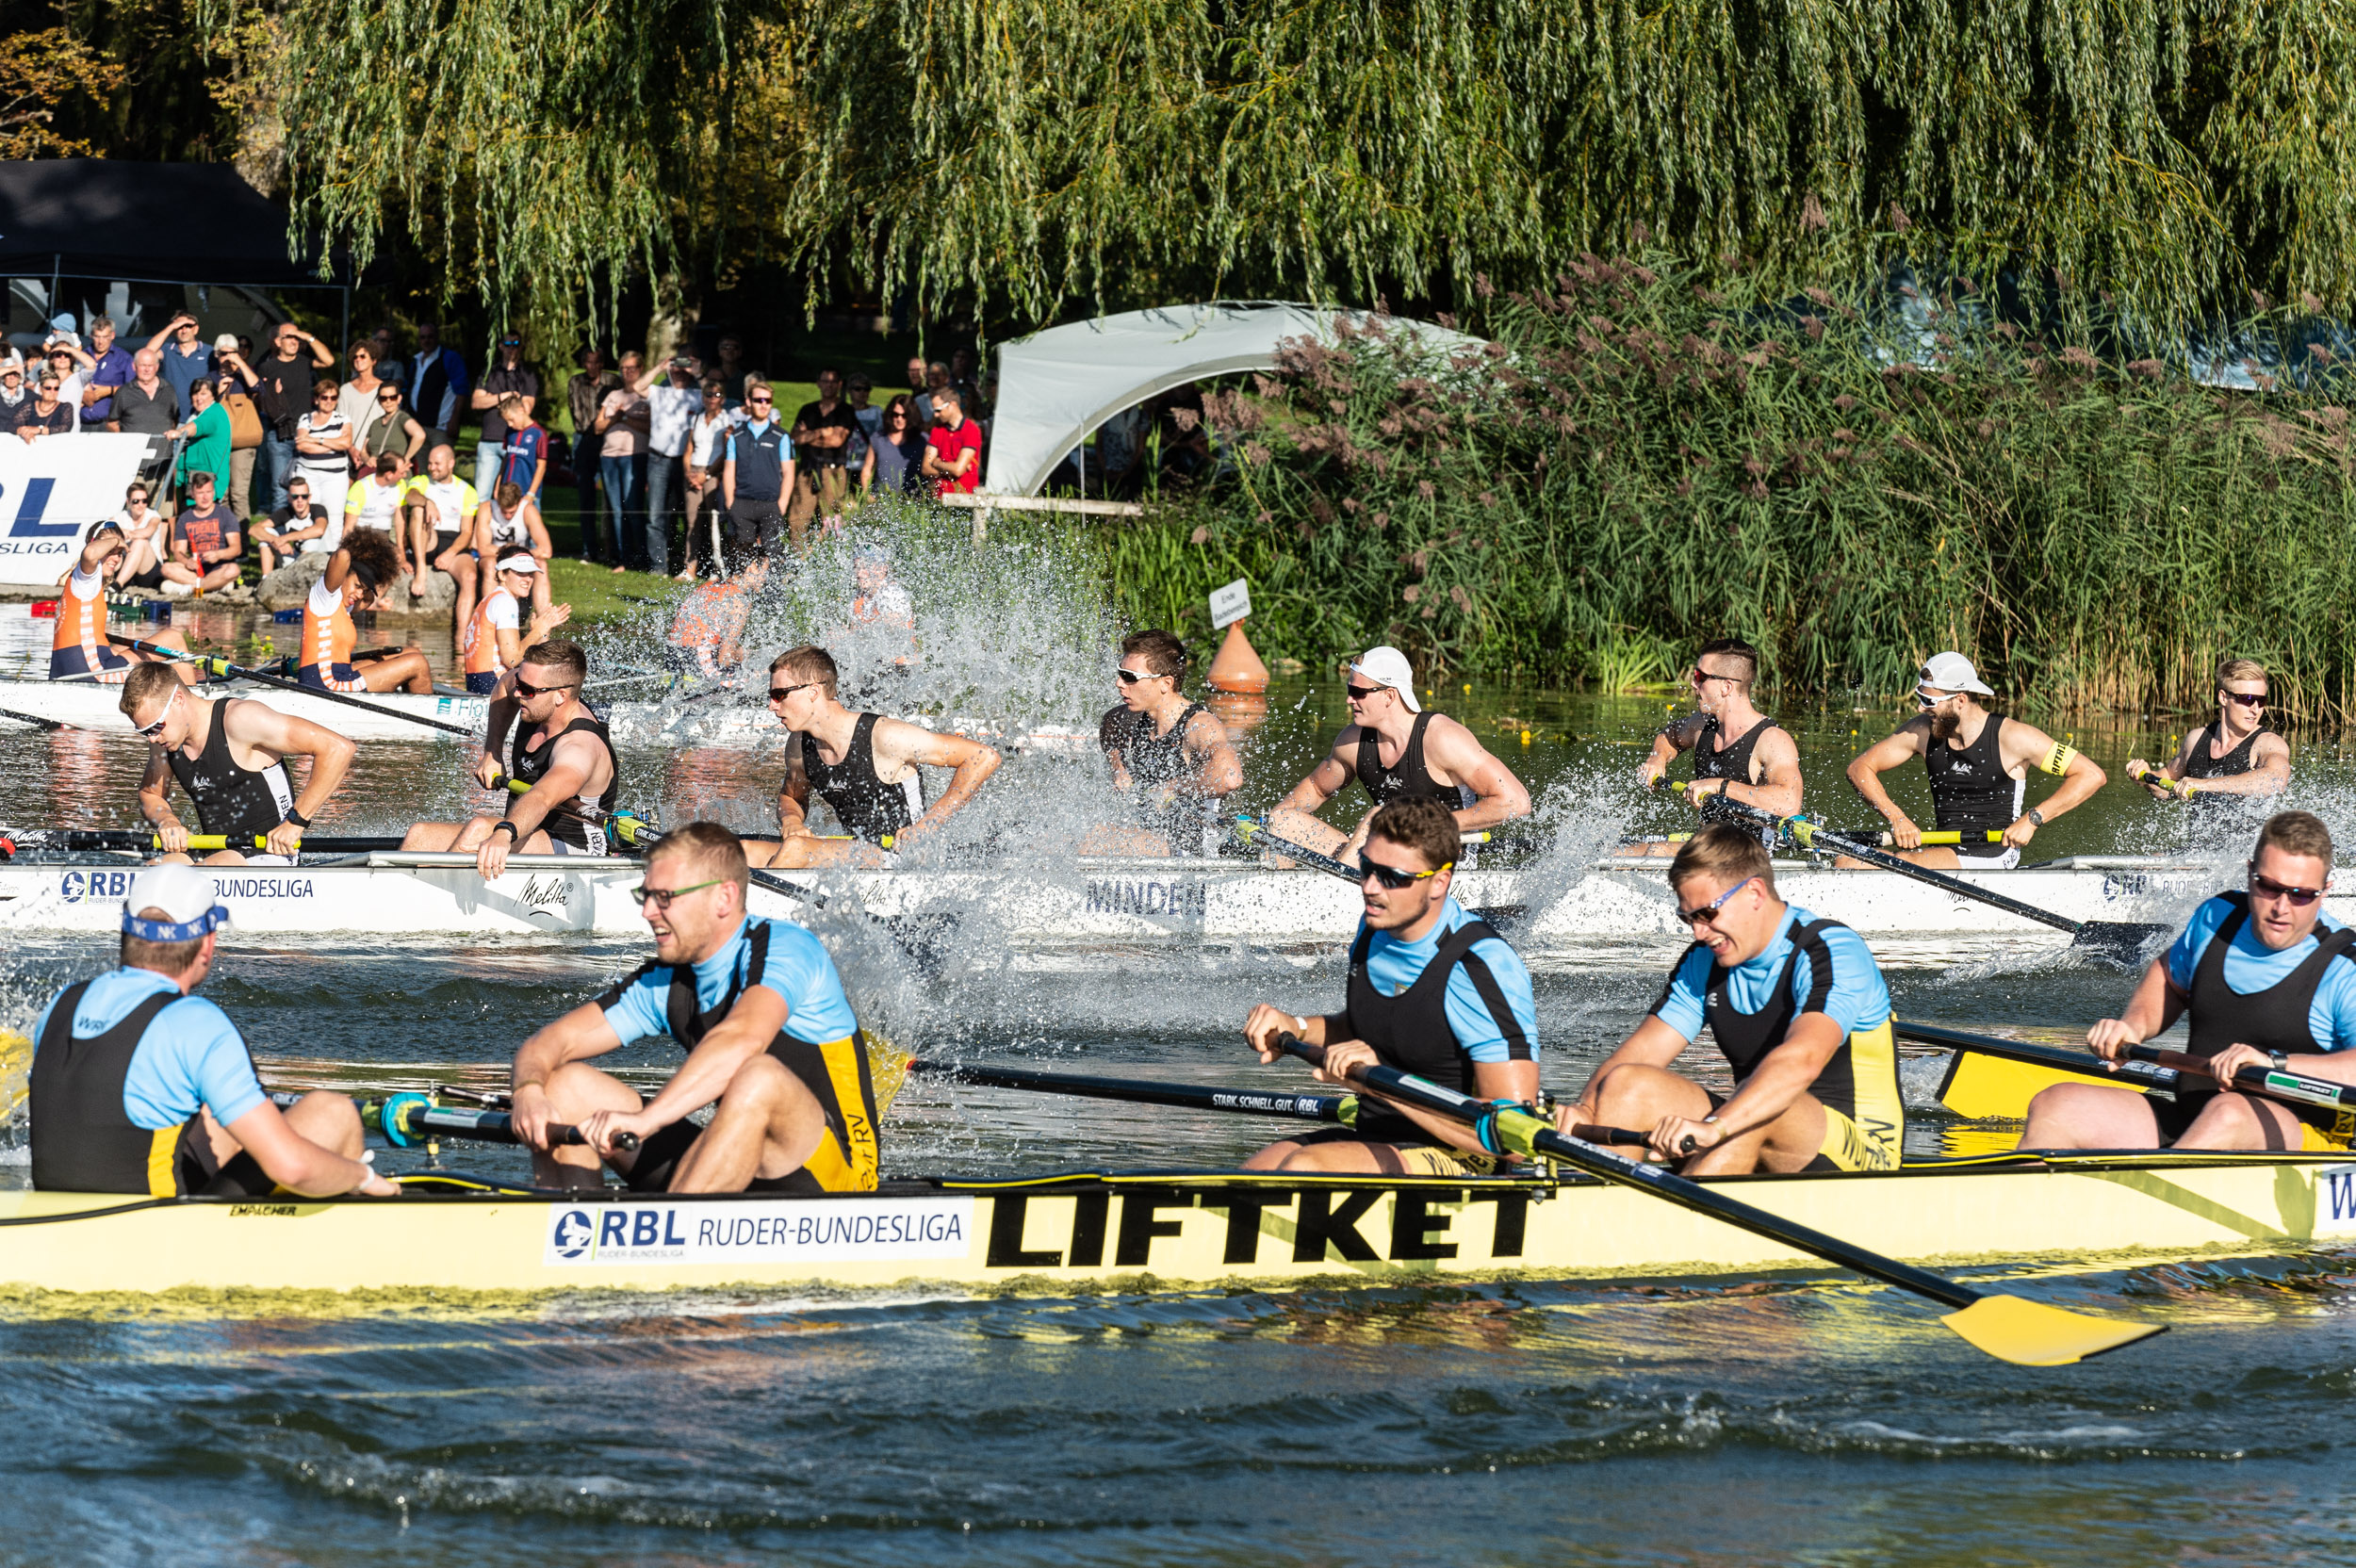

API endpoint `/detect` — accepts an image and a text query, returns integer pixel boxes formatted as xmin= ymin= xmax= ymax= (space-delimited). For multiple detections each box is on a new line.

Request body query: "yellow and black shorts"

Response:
xmin=1285 ymin=1126 xmax=1501 ymax=1176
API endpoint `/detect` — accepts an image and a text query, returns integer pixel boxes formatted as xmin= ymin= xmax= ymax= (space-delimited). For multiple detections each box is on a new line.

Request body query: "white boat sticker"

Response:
xmin=58 ymin=868 xmax=316 ymax=905
xmin=2316 ymin=1166 xmax=2356 ymax=1236
xmin=544 ymin=1197 xmax=973 ymax=1266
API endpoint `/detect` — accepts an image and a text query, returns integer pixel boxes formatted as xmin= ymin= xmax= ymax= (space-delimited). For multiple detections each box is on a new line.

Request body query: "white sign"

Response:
xmin=1209 ymin=578 xmax=1252 ymax=629
xmin=0 ymin=433 xmax=148 ymax=587
xmin=544 ymin=1196 xmax=974 ymax=1266
xmin=2315 ymin=1166 xmax=2356 ymax=1236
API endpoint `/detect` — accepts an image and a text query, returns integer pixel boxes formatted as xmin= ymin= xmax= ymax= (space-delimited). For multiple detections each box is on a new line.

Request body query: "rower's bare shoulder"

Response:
xmin=1996 ymin=714 xmax=2064 ymax=765
xmin=1184 ymin=707 xmax=1232 ymax=751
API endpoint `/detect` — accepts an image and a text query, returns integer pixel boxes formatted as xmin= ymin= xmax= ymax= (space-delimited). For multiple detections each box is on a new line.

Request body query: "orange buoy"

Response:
xmin=1206 ymin=619 xmax=1269 ymax=694
xmin=1205 ymin=690 xmax=1270 ymax=734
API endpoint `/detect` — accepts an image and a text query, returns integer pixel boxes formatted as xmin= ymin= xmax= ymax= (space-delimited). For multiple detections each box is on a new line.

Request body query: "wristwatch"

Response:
xmin=491 ymin=820 xmax=518 ymax=839
xmin=2028 ymin=808 xmax=2046 ymax=826
xmin=283 ymin=807 xmax=311 ymax=829
xmin=2268 ymin=1050 xmax=2289 ymax=1072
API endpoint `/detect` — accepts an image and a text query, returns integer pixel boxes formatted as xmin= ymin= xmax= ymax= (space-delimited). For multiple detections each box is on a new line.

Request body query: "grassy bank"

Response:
xmin=1104 ymin=252 xmax=2356 ymax=722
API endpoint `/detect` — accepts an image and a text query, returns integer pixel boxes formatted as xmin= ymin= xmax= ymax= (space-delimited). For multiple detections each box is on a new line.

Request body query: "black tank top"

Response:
xmin=1922 ymin=713 xmax=2021 ymax=835
xmin=1691 ymin=916 xmax=1875 ymax=1121
xmin=1100 ymin=701 xmax=1203 ymax=788
xmin=1338 ymin=914 xmax=1531 ymax=1143
xmin=29 ymin=981 xmax=216 ymax=1194
xmin=510 ymin=710 xmax=619 ymax=851
xmin=2185 ymin=895 xmax=2356 ymax=1062
xmin=1354 ymin=710 xmax=1476 ymax=809
xmin=1691 ymin=713 xmax=1779 ymax=825
xmin=165 ymin=699 xmax=296 ymax=841
xmin=799 ymin=711 xmax=917 ymax=845
xmin=2182 ymin=722 xmax=2266 ymax=828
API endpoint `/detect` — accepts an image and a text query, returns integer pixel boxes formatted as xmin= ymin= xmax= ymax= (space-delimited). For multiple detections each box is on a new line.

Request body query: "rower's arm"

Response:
xmin=1186 ymin=711 xmax=1243 ymax=799
xmin=221 ymin=1100 xmax=382 ymax=1198
xmin=1640 ymin=718 xmax=1699 ymax=787
xmin=1702 ymin=1012 xmax=1846 ymax=1145
xmin=777 ymin=748 xmax=812 ymax=836
xmin=891 ymin=724 xmax=1002 ymax=837
xmin=223 ymin=702 xmax=356 ymax=826
xmin=502 ymin=733 xmax=597 ymax=841
xmin=1563 ymin=1014 xmax=1689 ymax=1121
xmin=1278 ymin=747 xmax=1355 ymax=813
xmin=1844 ymin=727 xmax=1928 ymax=827
xmin=1731 ymin=726 xmax=1804 ymax=818
xmin=2086 ymin=955 xmax=2188 ymax=1058
xmin=134 ymin=745 xmax=179 ymax=830
xmin=1429 ymin=719 xmax=1530 ymax=830
xmin=636 ymin=984 xmax=793 ymax=1129
xmin=1360 ymin=1056 xmax=1542 ymax=1157
xmin=2186 ymin=733 xmax=2292 ymax=797
xmin=512 ymin=1002 xmax=626 ymax=1102
xmin=2004 ymin=721 xmax=2106 ymax=825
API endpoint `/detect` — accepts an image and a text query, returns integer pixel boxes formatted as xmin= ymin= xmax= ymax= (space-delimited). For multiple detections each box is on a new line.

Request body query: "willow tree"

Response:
xmin=251 ymin=0 xmax=2356 ymax=336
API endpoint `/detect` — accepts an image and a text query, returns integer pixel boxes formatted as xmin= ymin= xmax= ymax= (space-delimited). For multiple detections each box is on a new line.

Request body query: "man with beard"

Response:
xmin=1843 ymin=651 xmax=2106 ymax=868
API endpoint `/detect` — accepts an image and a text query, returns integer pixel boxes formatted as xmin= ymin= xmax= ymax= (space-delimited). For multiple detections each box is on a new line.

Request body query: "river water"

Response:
xmin=3 ymin=596 xmax=2353 ymax=1565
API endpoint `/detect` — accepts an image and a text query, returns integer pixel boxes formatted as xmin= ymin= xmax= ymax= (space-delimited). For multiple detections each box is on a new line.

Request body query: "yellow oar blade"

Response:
xmin=867 ymin=1034 xmax=911 ymax=1117
xmin=1937 ymin=1048 xmax=2144 ymax=1121
xmin=1940 ymin=1294 xmax=2167 ymax=1365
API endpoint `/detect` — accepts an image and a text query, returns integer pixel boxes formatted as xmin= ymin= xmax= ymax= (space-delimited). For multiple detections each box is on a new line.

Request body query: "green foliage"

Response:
xmin=1107 ymin=249 xmax=2356 ymax=720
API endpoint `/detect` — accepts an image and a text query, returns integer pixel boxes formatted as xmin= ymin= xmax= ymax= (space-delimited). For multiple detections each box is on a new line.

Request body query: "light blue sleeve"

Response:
xmin=598 ymin=967 xmax=672 ymax=1047
xmin=1441 ymin=937 xmax=1541 ymax=1065
xmin=2168 ymin=897 xmax=2234 ymax=992
xmin=1790 ymin=924 xmax=1892 ymax=1035
xmin=1649 ymin=947 xmax=1715 ymax=1042
xmin=122 ymin=1000 xmax=264 ymax=1131
xmin=2311 ymin=957 xmax=2356 ymax=1052
xmin=29 ymin=994 xmax=56 ymax=1048
xmin=752 ymin=922 xmax=859 ymax=1044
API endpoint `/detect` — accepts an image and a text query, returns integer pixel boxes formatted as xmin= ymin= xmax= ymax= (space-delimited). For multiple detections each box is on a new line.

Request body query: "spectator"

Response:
xmin=251 ymin=477 xmax=336 ymax=574
xmin=844 ymin=374 xmax=878 ymax=470
xmin=79 ymin=317 xmax=133 ymax=427
xmin=788 ymin=368 xmax=859 ymax=544
xmin=337 ymin=339 xmax=385 ymax=436
xmin=680 ymin=377 xmax=738 ymax=580
xmin=914 ymin=360 xmax=950 ymax=428
xmin=862 ymin=395 xmax=924 ymax=497
xmin=401 ymin=442 xmax=481 ymax=603
xmin=471 ymin=332 xmax=539 ymax=496
xmin=162 ymin=471 xmax=242 ymax=596
xmin=172 ymin=379 xmax=233 ymax=503
xmin=407 ymin=321 xmax=470 ymax=439
xmin=292 ymin=378 xmax=354 ymax=521
xmin=466 ymin=479 xmax=555 ymax=617
xmin=369 ymin=324 xmax=409 ymax=393
xmin=495 ymin=392 xmax=549 ymax=504
xmin=110 ymin=481 xmax=169 ymax=591
xmin=12 ymin=370 xmax=75 ymax=441
xmin=565 ymin=348 xmax=619 ymax=564
xmin=639 ymin=351 xmax=701 ymax=577
xmin=1097 ymin=404 xmax=1148 ymax=498
xmin=41 ymin=337 xmax=87 ymax=429
xmin=903 ymin=355 xmax=932 ymax=432
xmin=249 ymin=320 xmax=334 ymax=512
xmin=720 ymin=379 xmax=793 ymax=558
xmin=113 ymin=350 xmax=179 ymax=482
xmin=949 ymin=346 xmax=985 ymax=416
xmin=922 ymin=384 xmax=984 ymax=498
xmin=0 ymin=354 xmax=24 ymax=416
xmin=211 ymin=336 xmax=266 ymax=519
xmin=712 ymin=335 xmax=750 ymax=401
xmin=144 ymin=311 xmax=214 ymax=412
xmin=362 ymin=385 xmax=427 ymax=474
xmin=343 ymin=450 xmax=410 ymax=547
xmin=593 ymin=351 xmax=651 ymax=573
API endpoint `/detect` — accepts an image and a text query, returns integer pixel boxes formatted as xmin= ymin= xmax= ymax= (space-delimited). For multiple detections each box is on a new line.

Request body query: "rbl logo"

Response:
xmin=1 ymin=479 xmax=74 ymax=537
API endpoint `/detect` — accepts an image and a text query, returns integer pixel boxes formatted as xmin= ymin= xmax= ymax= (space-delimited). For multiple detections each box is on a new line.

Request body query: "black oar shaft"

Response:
xmin=12 ymin=829 xmax=406 ymax=855
xmin=910 ymin=1058 xmax=1355 ymax=1122
xmin=108 ymin=634 xmax=476 ymax=739
xmin=1896 ymin=1020 xmax=2356 ymax=1114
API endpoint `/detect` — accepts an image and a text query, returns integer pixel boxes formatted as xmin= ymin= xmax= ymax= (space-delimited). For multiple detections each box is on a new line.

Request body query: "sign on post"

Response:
xmin=1209 ymin=579 xmax=1252 ymax=629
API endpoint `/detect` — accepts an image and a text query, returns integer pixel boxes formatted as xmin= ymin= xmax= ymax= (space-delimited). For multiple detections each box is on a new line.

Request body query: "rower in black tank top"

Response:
xmin=2181 ymin=722 xmax=2265 ymax=827
xmin=511 ymin=711 xmax=620 ymax=852
xmin=1354 ymin=710 xmax=1476 ymax=810
xmin=1691 ymin=713 xmax=1778 ymax=826
xmin=166 ymin=698 xmax=296 ymax=844
xmin=1922 ymin=713 xmax=2021 ymax=840
xmin=1103 ymin=701 xmax=1209 ymax=844
xmin=798 ymin=711 xmax=919 ymax=845
xmin=2157 ymin=893 xmax=2356 ymax=1145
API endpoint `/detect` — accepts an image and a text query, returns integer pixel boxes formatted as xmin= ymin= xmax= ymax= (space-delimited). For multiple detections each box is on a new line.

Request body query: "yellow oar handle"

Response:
xmin=155 ymin=835 xmax=272 ymax=850
xmin=2127 ymin=761 xmax=2196 ymax=800
xmin=1877 ymin=831 xmax=2004 ymax=846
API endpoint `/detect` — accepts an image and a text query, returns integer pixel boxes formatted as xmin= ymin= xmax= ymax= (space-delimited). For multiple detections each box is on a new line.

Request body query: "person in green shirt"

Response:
xmin=172 ymin=378 xmax=232 ymax=508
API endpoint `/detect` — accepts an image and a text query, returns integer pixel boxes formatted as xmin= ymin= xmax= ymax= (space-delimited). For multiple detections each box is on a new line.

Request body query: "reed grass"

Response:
xmin=1104 ymin=250 xmax=2356 ymax=720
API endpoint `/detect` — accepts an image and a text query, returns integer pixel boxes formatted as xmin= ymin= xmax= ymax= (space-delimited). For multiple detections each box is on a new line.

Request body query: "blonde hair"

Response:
xmin=651 ymin=820 xmax=749 ymax=893
xmin=2217 ymin=658 xmax=2267 ymax=688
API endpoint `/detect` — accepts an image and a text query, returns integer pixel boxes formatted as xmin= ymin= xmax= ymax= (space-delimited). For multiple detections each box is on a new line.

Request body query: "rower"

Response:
xmin=2128 ymin=657 xmax=2289 ymax=830
xmin=119 ymin=662 xmax=355 ymax=866
xmin=507 ymin=821 xmax=881 ymax=1193
xmin=1843 ymin=651 xmax=2104 ymax=869
xmin=667 ymin=553 xmax=766 ymax=682
xmin=2021 ymin=810 xmax=2356 ymax=1152
xmin=401 ymin=638 xmax=618 ymax=877
xmin=751 ymin=644 xmax=1000 ymax=868
xmin=1091 ymin=629 xmax=1241 ymax=855
xmin=844 ymin=543 xmax=918 ymax=688
xmin=1637 ymin=636 xmax=1802 ymax=836
xmin=50 ymin=523 xmax=194 ymax=682
xmin=459 ymin=479 xmax=553 ymax=628
xmin=1559 ymin=824 xmax=1903 ymax=1173
xmin=1239 ymin=795 xmax=1539 ymax=1173
xmin=461 ymin=552 xmax=569 ymax=694
xmin=28 ymin=864 xmax=397 ymax=1197
xmin=1268 ymin=644 xmax=1530 ymax=864
xmin=297 ymin=530 xmax=434 ymax=694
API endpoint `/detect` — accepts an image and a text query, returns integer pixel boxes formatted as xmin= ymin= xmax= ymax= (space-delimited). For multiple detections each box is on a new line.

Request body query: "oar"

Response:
xmin=0 ymin=704 xmax=64 ymax=732
xmin=269 ymin=1089 xmax=640 ymax=1152
xmin=1619 ymin=829 xmax=2004 ymax=848
xmin=1686 ymin=791 xmax=2168 ymax=964
xmin=1900 ymin=1020 xmax=2356 ymax=1123
xmin=0 ymin=828 xmax=407 ymax=856
xmin=1272 ymin=1033 xmax=2163 ymax=1365
xmin=1228 ymin=814 xmax=1363 ymax=880
xmin=2125 ymin=762 xmax=2195 ymax=802
xmin=107 ymin=634 xmax=477 ymax=740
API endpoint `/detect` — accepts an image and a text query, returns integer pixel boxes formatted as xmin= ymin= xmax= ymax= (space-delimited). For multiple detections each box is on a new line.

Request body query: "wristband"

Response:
xmin=283 ymin=807 xmax=311 ymax=829
xmin=2038 ymin=743 xmax=2079 ymax=776
xmin=492 ymin=820 xmax=518 ymax=839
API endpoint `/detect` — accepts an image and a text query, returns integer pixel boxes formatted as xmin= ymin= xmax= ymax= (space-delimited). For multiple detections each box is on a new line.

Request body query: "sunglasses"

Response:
xmin=1116 ymin=668 xmax=1164 ymax=685
xmin=2224 ymin=691 xmax=2267 ymax=708
xmin=768 ymin=682 xmax=814 ymax=702
xmin=1675 ymin=875 xmax=1757 ymax=927
xmin=1345 ymin=683 xmax=1385 ymax=702
xmin=2250 ymin=868 xmax=2327 ymax=906
xmin=748 ymin=395 xmax=773 ymax=404
xmin=513 ymin=676 xmax=576 ymax=698
xmin=632 ymin=876 xmax=724 ymax=911
xmin=1692 ymin=668 xmax=1742 ymax=686
xmin=378 ymin=393 xmax=400 ymax=401
xmin=1915 ymin=690 xmax=1961 ymax=710
xmin=1361 ymin=855 xmax=1451 ymax=890
xmin=132 ymin=688 xmax=178 ymax=740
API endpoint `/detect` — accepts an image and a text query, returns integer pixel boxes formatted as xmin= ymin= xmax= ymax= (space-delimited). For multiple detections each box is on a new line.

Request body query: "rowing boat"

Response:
xmin=0 ymin=850 xmax=2298 ymax=960
xmin=5 ymin=1150 xmax=2353 ymax=1297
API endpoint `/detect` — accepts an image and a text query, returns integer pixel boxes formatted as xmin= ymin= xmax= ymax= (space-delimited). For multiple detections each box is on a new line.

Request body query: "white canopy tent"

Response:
xmin=984 ymin=302 xmax=1483 ymax=498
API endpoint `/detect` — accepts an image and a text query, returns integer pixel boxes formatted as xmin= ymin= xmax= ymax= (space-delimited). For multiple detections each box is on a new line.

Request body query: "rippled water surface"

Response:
xmin=8 ymin=644 xmax=2356 ymax=1564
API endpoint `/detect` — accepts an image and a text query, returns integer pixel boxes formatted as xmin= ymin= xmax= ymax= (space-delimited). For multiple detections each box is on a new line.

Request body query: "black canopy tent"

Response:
xmin=0 ymin=159 xmax=348 ymax=345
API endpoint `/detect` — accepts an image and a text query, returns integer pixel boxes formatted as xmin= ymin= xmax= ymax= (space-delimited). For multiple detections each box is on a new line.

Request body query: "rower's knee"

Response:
xmin=543 ymin=1060 xmax=639 ymax=1118
xmin=285 ymin=1090 xmax=366 ymax=1156
xmin=723 ymin=1051 xmax=805 ymax=1106
xmin=2021 ymin=1082 xmax=2151 ymax=1148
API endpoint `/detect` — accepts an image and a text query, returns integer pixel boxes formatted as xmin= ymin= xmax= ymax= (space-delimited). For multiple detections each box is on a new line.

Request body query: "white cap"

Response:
xmin=121 ymin=865 xmax=230 ymax=941
xmin=0 ymin=352 xmax=23 ymax=374
xmin=1349 ymin=645 xmax=1420 ymax=713
xmin=497 ymin=552 xmax=542 ymax=575
xmin=1916 ymin=651 xmax=1994 ymax=698
xmin=213 ymin=333 xmax=238 ymax=353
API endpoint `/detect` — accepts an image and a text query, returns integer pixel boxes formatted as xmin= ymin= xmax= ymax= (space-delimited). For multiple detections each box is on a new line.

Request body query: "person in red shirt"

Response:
xmin=921 ymin=386 xmax=983 ymax=498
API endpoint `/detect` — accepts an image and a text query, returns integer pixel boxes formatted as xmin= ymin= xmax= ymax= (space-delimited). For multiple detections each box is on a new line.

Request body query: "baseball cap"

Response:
xmin=1916 ymin=651 xmax=1994 ymax=698
xmin=213 ymin=333 xmax=238 ymax=353
xmin=122 ymin=865 xmax=230 ymax=941
xmin=1349 ymin=645 xmax=1420 ymax=712
xmin=497 ymin=552 xmax=542 ymax=575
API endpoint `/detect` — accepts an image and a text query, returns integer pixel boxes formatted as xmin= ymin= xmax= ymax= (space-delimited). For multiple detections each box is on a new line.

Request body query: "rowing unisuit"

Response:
xmin=161 ymin=697 xmax=295 ymax=840
xmin=798 ymin=711 xmax=920 ymax=845
xmin=121 ymin=662 xmax=356 ymax=868
xmin=2130 ymin=659 xmax=2292 ymax=827
xmin=1653 ymin=641 xmax=1804 ymax=825
xmin=512 ymin=706 xmax=619 ymax=853
xmin=50 ymin=525 xmax=193 ymax=680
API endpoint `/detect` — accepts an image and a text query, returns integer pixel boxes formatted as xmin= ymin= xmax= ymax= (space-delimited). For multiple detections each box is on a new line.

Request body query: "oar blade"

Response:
xmin=2069 ymin=921 xmax=2171 ymax=970
xmin=1940 ymin=1294 xmax=2167 ymax=1365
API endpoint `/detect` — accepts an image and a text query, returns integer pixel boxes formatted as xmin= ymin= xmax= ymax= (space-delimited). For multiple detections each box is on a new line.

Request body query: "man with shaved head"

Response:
xmin=504 ymin=821 xmax=883 ymax=1194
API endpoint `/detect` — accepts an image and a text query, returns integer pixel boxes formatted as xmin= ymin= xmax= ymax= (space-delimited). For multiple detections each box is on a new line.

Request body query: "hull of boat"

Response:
xmin=5 ymin=1153 xmax=2354 ymax=1298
